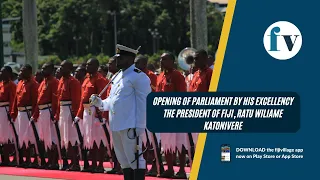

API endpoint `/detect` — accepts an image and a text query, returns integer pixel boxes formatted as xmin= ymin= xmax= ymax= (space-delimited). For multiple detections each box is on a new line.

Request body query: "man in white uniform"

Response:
xmin=90 ymin=44 xmax=151 ymax=180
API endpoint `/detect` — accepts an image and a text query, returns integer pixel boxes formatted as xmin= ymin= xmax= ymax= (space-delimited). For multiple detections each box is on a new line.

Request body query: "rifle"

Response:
xmin=187 ymin=133 xmax=195 ymax=168
xmin=47 ymin=105 xmax=62 ymax=165
xmin=4 ymin=106 xmax=20 ymax=166
xmin=149 ymin=132 xmax=164 ymax=176
xmin=68 ymin=106 xmax=83 ymax=161
xmin=96 ymin=111 xmax=113 ymax=168
xmin=25 ymin=107 xmax=43 ymax=166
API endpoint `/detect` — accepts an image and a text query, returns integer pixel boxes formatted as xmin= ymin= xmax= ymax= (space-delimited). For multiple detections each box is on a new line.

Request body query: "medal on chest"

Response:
xmin=88 ymin=108 xmax=92 ymax=115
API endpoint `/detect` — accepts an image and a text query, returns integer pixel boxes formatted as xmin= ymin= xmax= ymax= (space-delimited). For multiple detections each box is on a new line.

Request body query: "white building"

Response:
xmin=208 ymin=0 xmax=228 ymax=14
xmin=2 ymin=23 xmax=12 ymax=56
xmin=2 ymin=17 xmax=26 ymax=65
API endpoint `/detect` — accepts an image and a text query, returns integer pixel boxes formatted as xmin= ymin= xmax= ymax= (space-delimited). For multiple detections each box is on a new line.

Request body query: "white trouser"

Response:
xmin=112 ymin=129 xmax=146 ymax=170
xmin=37 ymin=109 xmax=58 ymax=151
xmin=160 ymin=133 xmax=187 ymax=153
xmin=15 ymin=111 xmax=37 ymax=148
xmin=58 ymin=105 xmax=79 ymax=148
xmin=82 ymin=106 xmax=108 ymax=149
xmin=0 ymin=106 xmax=14 ymax=144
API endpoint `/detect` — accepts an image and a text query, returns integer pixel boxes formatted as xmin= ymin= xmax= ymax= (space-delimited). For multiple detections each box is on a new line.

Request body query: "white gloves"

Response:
xmin=135 ymin=128 xmax=145 ymax=137
xmin=101 ymin=118 xmax=106 ymax=125
xmin=90 ymin=94 xmax=103 ymax=107
xmin=74 ymin=117 xmax=80 ymax=125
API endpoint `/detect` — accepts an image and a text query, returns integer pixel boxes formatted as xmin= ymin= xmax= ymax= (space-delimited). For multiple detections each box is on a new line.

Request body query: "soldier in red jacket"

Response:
xmin=157 ymin=53 xmax=187 ymax=179
xmin=35 ymin=63 xmax=60 ymax=170
xmin=54 ymin=60 xmax=81 ymax=171
xmin=75 ymin=58 xmax=109 ymax=173
xmin=189 ymin=50 xmax=213 ymax=151
xmin=135 ymin=55 xmax=157 ymax=92
xmin=0 ymin=66 xmax=17 ymax=166
xmin=11 ymin=64 xmax=40 ymax=168
xmin=74 ymin=65 xmax=86 ymax=86
xmin=189 ymin=49 xmax=213 ymax=92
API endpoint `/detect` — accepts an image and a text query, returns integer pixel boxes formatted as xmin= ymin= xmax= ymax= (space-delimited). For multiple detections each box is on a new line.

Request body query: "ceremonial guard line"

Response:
xmin=0 ymin=45 xmax=214 ymax=180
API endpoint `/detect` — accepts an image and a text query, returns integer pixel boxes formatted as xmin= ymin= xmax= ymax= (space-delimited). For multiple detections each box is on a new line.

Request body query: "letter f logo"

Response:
xmin=269 ymin=26 xmax=280 ymax=51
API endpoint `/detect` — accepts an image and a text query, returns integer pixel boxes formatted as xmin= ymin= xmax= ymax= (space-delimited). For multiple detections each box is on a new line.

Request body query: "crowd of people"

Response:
xmin=0 ymin=44 xmax=215 ymax=180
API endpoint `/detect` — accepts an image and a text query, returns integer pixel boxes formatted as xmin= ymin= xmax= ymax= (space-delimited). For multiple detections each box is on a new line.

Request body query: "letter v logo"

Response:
xmin=282 ymin=35 xmax=299 ymax=51
xmin=263 ymin=21 xmax=302 ymax=60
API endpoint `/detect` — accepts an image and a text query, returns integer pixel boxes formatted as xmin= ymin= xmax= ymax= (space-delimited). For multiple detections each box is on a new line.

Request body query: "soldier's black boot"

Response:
xmin=39 ymin=141 xmax=47 ymax=169
xmin=123 ymin=168 xmax=134 ymax=180
xmin=134 ymin=169 xmax=146 ymax=180
xmin=61 ymin=148 xmax=69 ymax=170
xmin=66 ymin=146 xmax=80 ymax=171
xmin=106 ymin=150 xmax=120 ymax=174
xmin=81 ymin=149 xmax=91 ymax=172
xmin=0 ymin=144 xmax=10 ymax=166
xmin=93 ymin=145 xmax=105 ymax=173
xmin=48 ymin=148 xmax=59 ymax=170
xmin=18 ymin=148 xmax=26 ymax=168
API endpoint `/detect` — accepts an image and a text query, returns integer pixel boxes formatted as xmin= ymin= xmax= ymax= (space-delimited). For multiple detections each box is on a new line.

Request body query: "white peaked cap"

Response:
xmin=116 ymin=44 xmax=141 ymax=55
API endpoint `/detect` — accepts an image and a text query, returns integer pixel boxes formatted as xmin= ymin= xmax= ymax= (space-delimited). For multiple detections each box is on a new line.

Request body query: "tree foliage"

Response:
xmin=2 ymin=0 xmax=224 ymax=59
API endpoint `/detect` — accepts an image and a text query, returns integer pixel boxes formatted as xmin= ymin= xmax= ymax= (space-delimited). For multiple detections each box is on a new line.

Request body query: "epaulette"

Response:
xmin=134 ymin=68 xmax=142 ymax=73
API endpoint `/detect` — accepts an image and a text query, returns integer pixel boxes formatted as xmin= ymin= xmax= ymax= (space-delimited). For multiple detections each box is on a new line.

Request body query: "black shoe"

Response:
xmin=8 ymin=161 xmax=17 ymax=167
xmin=18 ymin=162 xmax=28 ymax=168
xmin=173 ymin=171 xmax=187 ymax=179
xmin=92 ymin=166 xmax=105 ymax=173
xmin=61 ymin=163 xmax=69 ymax=170
xmin=134 ymin=169 xmax=146 ymax=180
xmin=123 ymin=168 xmax=134 ymax=180
xmin=48 ymin=164 xmax=60 ymax=170
xmin=106 ymin=168 xmax=118 ymax=174
xmin=28 ymin=161 xmax=39 ymax=169
xmin=146 ymin=169 xmax=157 ymax=177
xmin=159 ymin=170 xmax=175 ymax=178
xmin=117 ymin=170 xmax=124 ymax=175
xmin=0 ymin=162 xmax=9 ymax=167
xmin=81 ymin=166 xmax=94 ymax=173
xmin=66 ymin=164 xmax=80 ymax=171
xmin=38 ymin=164 xmax=47 ymax=169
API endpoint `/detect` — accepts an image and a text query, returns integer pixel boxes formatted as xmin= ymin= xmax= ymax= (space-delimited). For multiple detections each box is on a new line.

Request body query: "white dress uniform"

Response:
xmin=100 ymin=64 xmax=151 ymax=170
